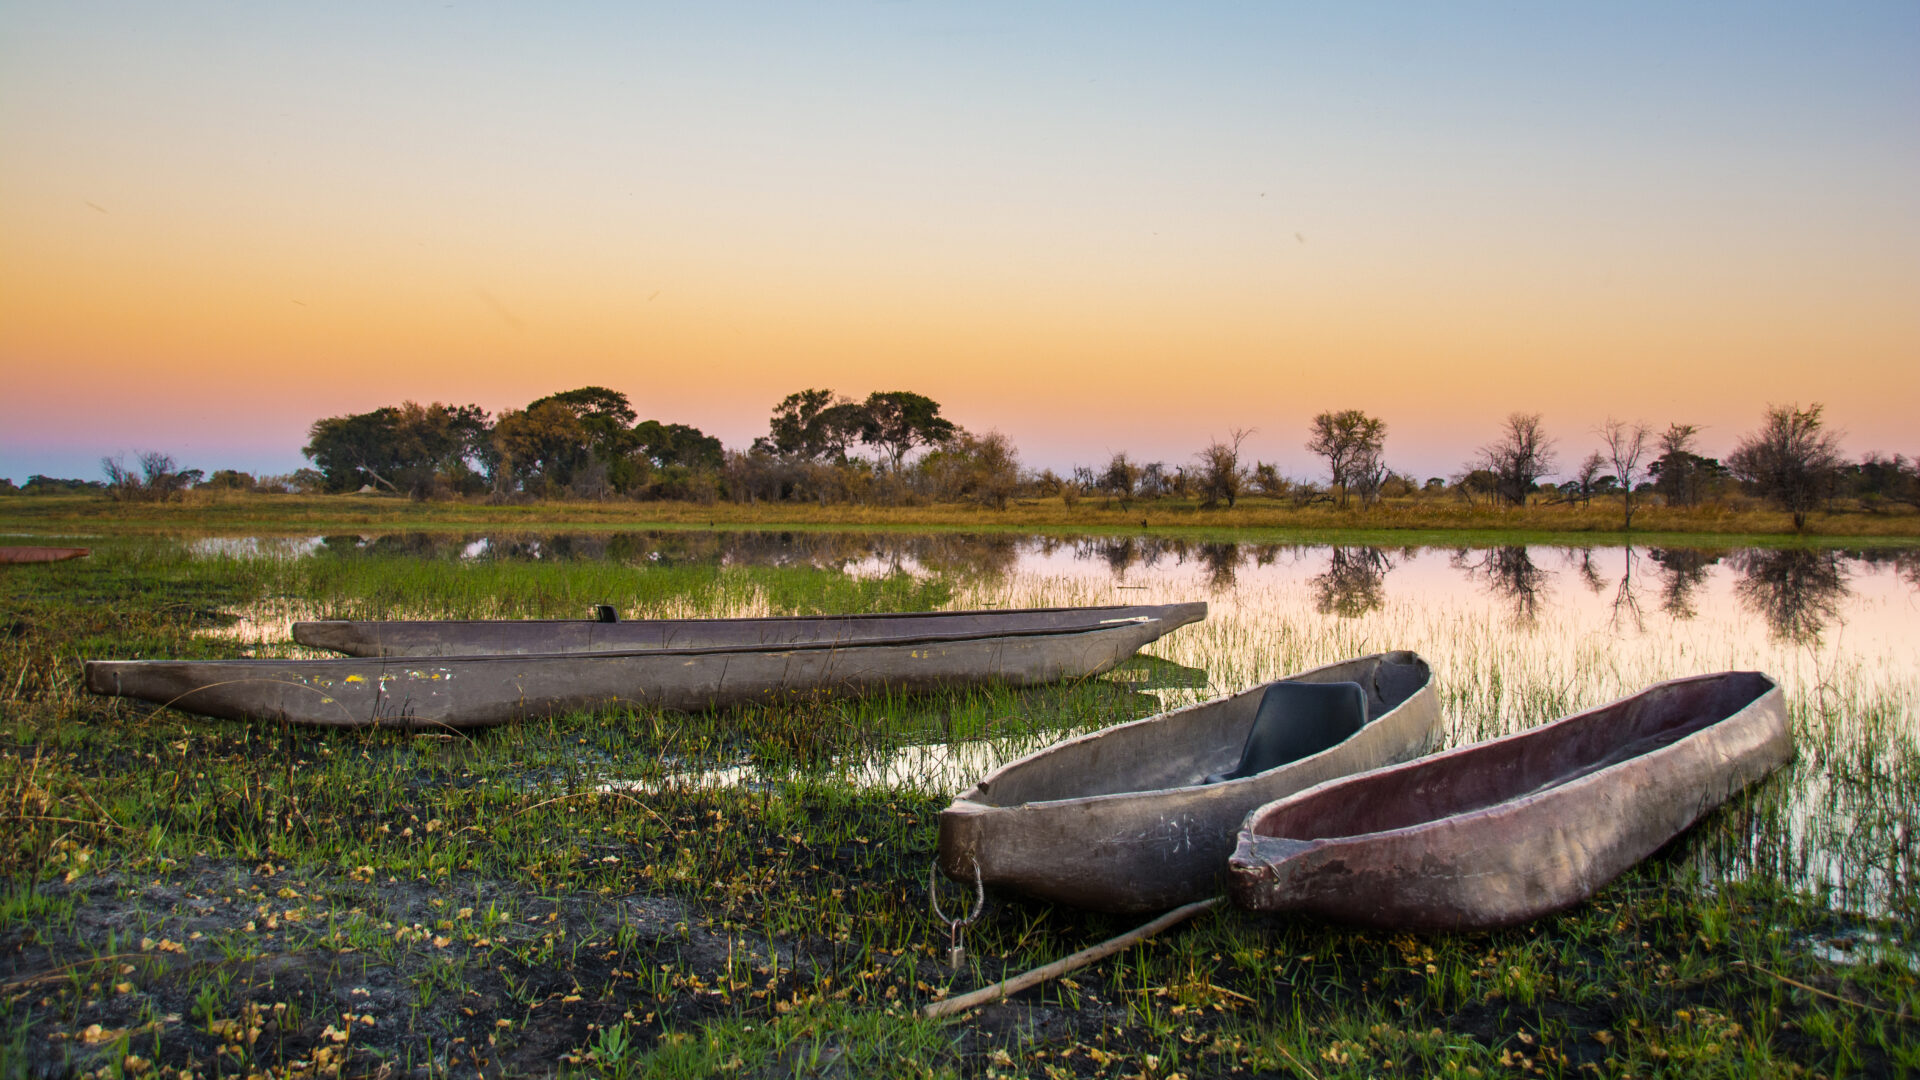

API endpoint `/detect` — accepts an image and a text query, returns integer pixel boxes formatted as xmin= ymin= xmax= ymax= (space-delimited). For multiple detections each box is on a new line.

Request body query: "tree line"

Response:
xmin=6 ymin=388 xmax=1917 ymax=529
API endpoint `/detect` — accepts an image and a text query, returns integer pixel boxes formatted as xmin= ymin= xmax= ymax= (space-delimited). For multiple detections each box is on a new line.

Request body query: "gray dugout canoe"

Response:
xmin=937 ymin=651 xmax=1439 ymax=914
xmin=293 ymin=602 xmax=1208 ymax=657
xmin=1228 ymin=670 xmax=1791 ymax=931
xmin=84 ymin=617 xmax=1194 ymax=730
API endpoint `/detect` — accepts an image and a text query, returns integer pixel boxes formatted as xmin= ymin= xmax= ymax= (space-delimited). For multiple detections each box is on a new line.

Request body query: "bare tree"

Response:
xmin=1348 ymin=444 xmax=1389 ymax=507
xmin=101 ymin=451 xmax=200 ymax=502
xmin=1479 ymin=413 xmax=1557 ymax=507
xmin=1195 ymin=429 xmax=1253 ymax=509
xmin=1569 ymin=452 xmax=1606 ymax=507
xmin=1305 ymin=410 xmax=1387 ymax=507
xmin=1598 ymin=418 xmax=1651 ymax=528
xmin=1137 ymin=462 xmax=1171 ymax=500
xmin=1101 ymin=452 xmax=1141 ymax=508
xmin=1727 ymin=403 xmax=1844 ymax=530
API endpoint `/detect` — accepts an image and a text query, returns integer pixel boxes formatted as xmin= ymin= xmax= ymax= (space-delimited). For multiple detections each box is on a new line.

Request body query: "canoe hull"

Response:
xmin=294 ymin=602 xmax=1208 ymax=657
xmin=1228 ymin=671 xmax=1792 ymax=930
xmin=0 ymin=547 xmax=90 ymax=565
xmin=939 ymin=652 xmax=1440 ymax=913
xmin=85 ymin=620 xmax=1177 ymax=730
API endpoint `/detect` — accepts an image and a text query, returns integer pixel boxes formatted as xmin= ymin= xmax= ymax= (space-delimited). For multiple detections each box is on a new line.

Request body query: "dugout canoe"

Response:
xmin=84 ymin=617 xmax=1192 ymax=730
xmin=937 ymin=651 xmax=1439 ymax=913
xmin=291 ymin=602 xmax=1207 ymax=657
xmin=1228 ymin=670 xmax=1792 ymax=931
xmin=0 ymin=547 xmax=90 ymax=565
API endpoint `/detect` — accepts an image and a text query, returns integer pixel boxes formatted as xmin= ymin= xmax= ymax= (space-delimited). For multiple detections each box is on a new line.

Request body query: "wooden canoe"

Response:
xmin=84 ymin=617 xmax=1193 ymax=730
xmin=0 ymin=546 xmax=90 ymax=565
xmin=938 ymin=652 xmax=1439 ymax=913
xmin=1228 ymin=670 xmax=1792 ymax=931
xmin=292 ymin=602 xmax=1208 ymax=657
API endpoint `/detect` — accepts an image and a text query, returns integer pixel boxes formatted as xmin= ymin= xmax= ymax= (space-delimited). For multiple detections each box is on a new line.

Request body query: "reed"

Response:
xmin=0 ymin=534 xmax=1912 ymax=1077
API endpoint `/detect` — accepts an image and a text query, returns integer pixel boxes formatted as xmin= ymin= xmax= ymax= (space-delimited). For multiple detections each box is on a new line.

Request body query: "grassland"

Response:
xmin=4 ymin=491 xmax=1920 ymax=547
xmin=1 ymin=536 xmax=1915 ymax=1078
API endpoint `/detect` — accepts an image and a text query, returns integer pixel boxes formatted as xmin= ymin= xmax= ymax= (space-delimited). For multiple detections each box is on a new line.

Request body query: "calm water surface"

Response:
xmin=193 ymin=529 xmax=1920 ymax=916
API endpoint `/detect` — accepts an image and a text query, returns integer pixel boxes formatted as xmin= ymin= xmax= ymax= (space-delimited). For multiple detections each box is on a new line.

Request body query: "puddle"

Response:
xmin=601 ymin=736 xmax=1046 ymax=797
xmin=189 ymin=536 xmax=328 ymax=559
xmin=1798 ymin=929 xmax=1918 ymax=970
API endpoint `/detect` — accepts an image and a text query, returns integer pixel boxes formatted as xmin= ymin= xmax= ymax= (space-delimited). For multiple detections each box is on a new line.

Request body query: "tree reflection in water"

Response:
xmin=1645 ymin=547 xmax=1721 ymax=619
xmin=1731 ymin=548 xmax=1850 ymax=645
xmin=1312 ymin=546 xmax=1393 ymax=617
xmin=1198 ymin=542 xmax=1242 ymax=590
xmin=1854 ymin=548 xmax=1920 ymax=593
xmin=1567 ymin=548 xmax=1610 ymax=595
xmin=1609 ymin=548 xmax=1645 ymax=632
xmin=1451 ymin=546 xmax=1549 ymax=625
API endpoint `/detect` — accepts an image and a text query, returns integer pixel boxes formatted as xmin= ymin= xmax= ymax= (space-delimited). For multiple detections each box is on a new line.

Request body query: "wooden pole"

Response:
xmin=921 ymin=896 xmax=1222 ymax=1020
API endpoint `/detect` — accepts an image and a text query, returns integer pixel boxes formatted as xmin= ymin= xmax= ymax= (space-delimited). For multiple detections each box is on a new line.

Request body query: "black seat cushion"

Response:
xmin=1206 ymin=680 xmax=1368 ymax=783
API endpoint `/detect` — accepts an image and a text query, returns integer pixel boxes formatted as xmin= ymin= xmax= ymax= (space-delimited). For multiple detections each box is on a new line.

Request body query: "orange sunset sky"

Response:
xmin=3 ymin=4 xmax=1916 ymax=481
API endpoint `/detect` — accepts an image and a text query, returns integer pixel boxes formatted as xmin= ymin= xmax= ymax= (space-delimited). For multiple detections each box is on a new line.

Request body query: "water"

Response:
xmin=187 ymin=529 xmax=1920 ymax=916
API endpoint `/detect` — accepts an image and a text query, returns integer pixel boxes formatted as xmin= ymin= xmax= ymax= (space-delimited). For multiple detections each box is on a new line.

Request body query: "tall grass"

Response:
xmin=1 ymin=531 xmax=1914 ymax=1077
xmin=8 ymin=488 xmax=1920 ymax=540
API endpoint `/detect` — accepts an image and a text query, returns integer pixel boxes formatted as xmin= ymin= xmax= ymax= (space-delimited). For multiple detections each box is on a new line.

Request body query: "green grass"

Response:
xmin=1 ymin=534 xmax=1915 ymax=1078
xmin=7 ymin=488 xmax=1920 ymax=544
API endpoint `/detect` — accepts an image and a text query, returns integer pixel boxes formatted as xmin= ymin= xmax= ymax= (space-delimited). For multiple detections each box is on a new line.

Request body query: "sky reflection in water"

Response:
xmin=191 ymin=529 xmax=1920 ymax=915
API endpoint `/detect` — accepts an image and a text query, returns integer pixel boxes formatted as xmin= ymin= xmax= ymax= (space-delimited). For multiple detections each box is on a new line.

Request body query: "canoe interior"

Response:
xmin=1247 ymin=670 xmax=1777 ymax=842
xmin=969 ymin=651 xmax=1431 ymax=807
xmin=464 ymin=602 xmax=1178 ymax=625
xmin=291 ymin=601 xmax=1207 ymax=656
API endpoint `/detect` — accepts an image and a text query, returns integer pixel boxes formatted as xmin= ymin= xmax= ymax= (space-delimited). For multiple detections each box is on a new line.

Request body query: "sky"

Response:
xmin=3 ymin=2 xmax=1916 ymax=484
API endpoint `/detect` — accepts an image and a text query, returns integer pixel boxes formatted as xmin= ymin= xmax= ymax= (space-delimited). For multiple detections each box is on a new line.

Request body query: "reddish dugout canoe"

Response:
xmin=1228 ymin=670 xmax=1792 ymax=931
xmin=0 ymin=547 xmax=90 ymax=565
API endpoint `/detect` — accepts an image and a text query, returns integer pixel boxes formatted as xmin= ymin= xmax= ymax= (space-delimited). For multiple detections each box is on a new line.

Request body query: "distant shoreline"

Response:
xmin=4 ymin=492 xmax=1917 ymax=547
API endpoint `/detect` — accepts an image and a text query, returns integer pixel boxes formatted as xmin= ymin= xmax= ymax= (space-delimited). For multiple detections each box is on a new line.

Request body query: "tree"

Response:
xmin=1565 ymin=451 xmax=1607 ymax=507
xmin=763 ymin=388 xmax=835 ymax=456
xmin=859 ymin=391 xmax=956 ymax=471
xmin=1100 ymin=452 xmax=1141 ymax=507
xmin=490 ymin=387 xmax=684 ymax=497
xmin=527 ymin=387 xmax=642 ymax=488
xmin=305 ymin=402 xmax=491 ymax=497
xmin=923 ymin=430 xmax=1022 ymax=509
xmin=1305 ymin=410 xmax=1387 ymax=508
xmin=633 ymin=421 xmax=724 ymax=470
xmin=1647 ymin=423 xmax=1729 ymax=508
xmin=490 ymin=400 xmax=592 ymax=496
xmin=1852 ymin=453 xmax=1920 ymax=511
xmin=1728 ymin=403 xmax=1844 ymax=530
xmin=1478 ymin=413 xmax=1556 ymax=507
xmin=759 ymin=389 xmax=869 ymax=461
xmin=1194 ymin=429 xmax=1252 ymax=509
xmin=201 ymin=470 xmax=256 ymax=491
xmin=1250 ymin=462 xmax=1291 ymax=500
xmin=1598 ymin=418 xmax=1651 ymax=528
xmin=102 ymin=451 xmax=201 ymax=502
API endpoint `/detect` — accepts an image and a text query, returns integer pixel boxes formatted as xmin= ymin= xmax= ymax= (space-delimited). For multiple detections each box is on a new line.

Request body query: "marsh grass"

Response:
xmin=1 ymin=535 xmax=1915 ymax=1077
xmin=8 ymin=490 xmax=1920 ymax=545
